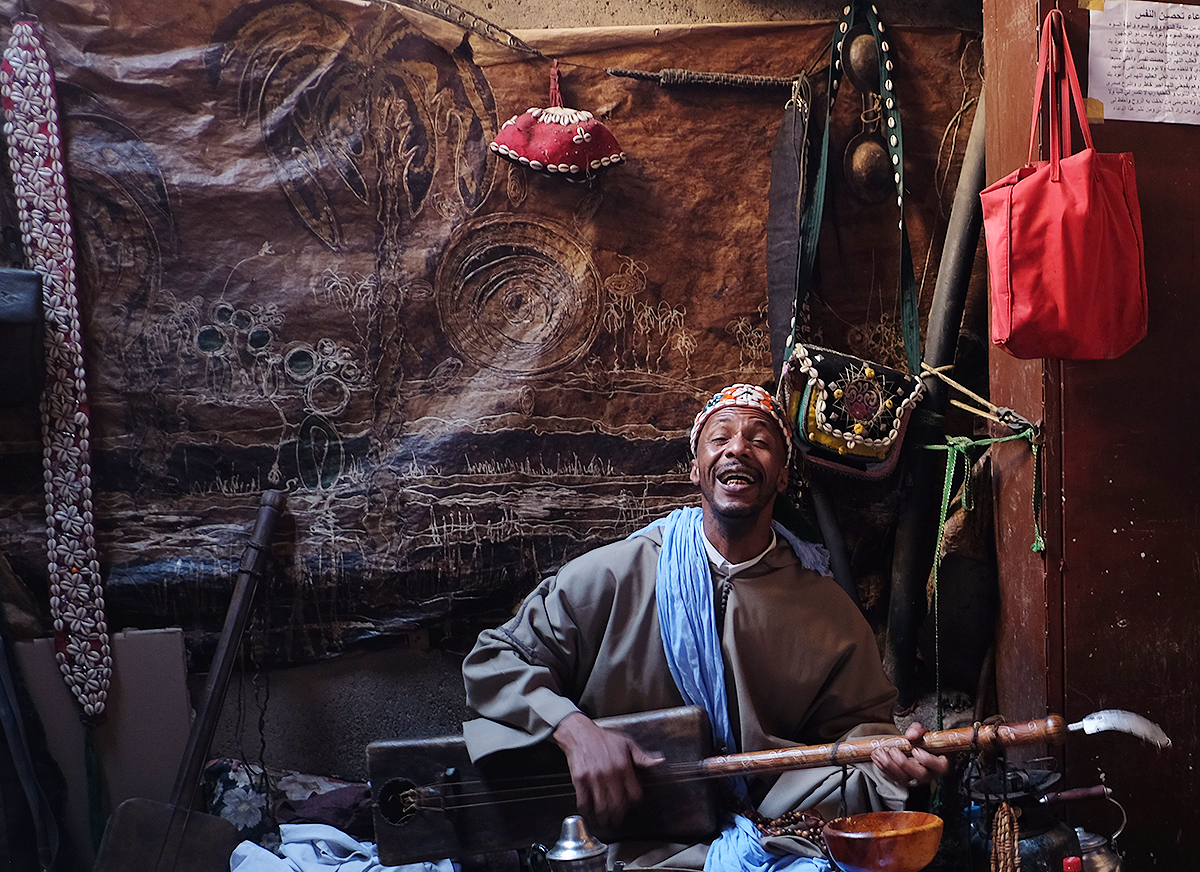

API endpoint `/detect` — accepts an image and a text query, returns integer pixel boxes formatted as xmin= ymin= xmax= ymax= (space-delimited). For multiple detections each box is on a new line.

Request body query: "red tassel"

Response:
xmin=548 ymin=58 xmax=562 ymax=108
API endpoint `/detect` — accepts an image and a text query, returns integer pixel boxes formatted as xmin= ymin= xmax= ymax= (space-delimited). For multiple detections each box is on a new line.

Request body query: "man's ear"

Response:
xmin=689 ymin=457 xmax=699 ymax=485
xmin=775 ymin=461 xmax=789 ymax=494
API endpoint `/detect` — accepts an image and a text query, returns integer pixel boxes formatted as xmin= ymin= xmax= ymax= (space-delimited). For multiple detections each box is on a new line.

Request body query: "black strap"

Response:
xmin=0 ymin=636 xmax=58 ymax=871
xmin=837 ymin=761 xmax=850 ymax=819
xmin=784 ymin=1 xmax=921 ymax=376
xmin=767 ymin=74 xmax=813 ymax=380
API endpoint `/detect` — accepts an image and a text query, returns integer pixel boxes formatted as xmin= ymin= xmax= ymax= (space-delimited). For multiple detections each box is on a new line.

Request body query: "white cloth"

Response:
xmin=230 ymin=824 xmax=458 ymax=872
xmin=700 ymin=528 xmax=777 ymax=577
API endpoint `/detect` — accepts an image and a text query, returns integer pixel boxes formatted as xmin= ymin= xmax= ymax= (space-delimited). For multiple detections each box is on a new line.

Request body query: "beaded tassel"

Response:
xmin=1 ymin=18 xmax=111 ymax=722
xmin=990 ymin=800 xmax=1021 ymax=872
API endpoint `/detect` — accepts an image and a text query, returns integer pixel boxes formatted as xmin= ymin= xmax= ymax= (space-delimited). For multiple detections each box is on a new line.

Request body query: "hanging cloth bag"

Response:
xmin=980 ymin=9 xmax=1147 ymax=360
xmin=777 ymin=1 xmax=924 ymax=481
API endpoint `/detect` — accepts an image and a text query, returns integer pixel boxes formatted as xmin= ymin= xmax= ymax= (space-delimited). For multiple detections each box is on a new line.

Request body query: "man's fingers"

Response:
xmin=632 ymin=745 xmax=666 ymax=769
xmin=552 ymin=715 xmax=671 ymax=828
xmin=621 ymin=758 xmax=645 ymax=805
xmin=571 ymin=771 xmax=597 ymax=819
xmin=912 ymin=746 xmax=951 ymax=778
xmin=871 ymin=746 xmax=904 ymax=778
xmin=573 ymin=769 xmax=616 ymax=826
xmin=865 ymin=722 xmax=951 ymax=787
xmin=872 ymin=746 xmax=922 ymax=785
xmin=871 ymin=744 xmax=949 ymax=787
xmin=561 ymin=730 xmax=657 ymax=826
xmin=588 ymin=776 xmax=617 ymax=828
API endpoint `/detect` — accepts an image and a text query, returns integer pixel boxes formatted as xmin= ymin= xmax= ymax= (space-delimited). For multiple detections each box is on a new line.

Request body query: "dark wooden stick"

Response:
xmin=1040 ymin=785 xmax=1112 ymax=804
xmin=171 ymin=490 xmax=286 ymax=811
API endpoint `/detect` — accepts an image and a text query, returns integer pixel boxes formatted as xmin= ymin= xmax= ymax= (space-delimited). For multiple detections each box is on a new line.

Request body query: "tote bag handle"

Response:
xmin=1028 ymin=9 xmax=1094 ymax=181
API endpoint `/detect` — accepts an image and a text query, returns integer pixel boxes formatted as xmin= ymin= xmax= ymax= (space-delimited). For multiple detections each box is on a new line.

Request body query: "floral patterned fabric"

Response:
xmin=204 ymin=758 xmax=364 ymax=851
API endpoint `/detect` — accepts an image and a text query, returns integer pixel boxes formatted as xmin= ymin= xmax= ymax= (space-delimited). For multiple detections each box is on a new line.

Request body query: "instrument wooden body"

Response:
xmin=368 ymin=706 xmax=719 ymax=865
xmin=368 ymin=708 xmax=1071 ymax=866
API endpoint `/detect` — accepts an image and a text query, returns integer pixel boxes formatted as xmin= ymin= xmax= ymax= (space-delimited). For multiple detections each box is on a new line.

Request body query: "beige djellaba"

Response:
xmin=462 ymin=525 xmax=907 ymax=868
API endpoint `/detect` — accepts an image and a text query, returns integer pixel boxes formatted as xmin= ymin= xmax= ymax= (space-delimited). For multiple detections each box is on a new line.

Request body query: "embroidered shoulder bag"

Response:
xmin=777 ymin=1 xmax=923 ymax=480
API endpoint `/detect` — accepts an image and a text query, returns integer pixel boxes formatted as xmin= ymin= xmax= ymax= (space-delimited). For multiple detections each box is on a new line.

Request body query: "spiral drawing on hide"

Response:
xmin=63 ymin=86 xmax=176 ymax=315
xmin=52 ymin=83 xmax=179 ymax=421
xmin=435 ymin=214 xmax=601 ymax=374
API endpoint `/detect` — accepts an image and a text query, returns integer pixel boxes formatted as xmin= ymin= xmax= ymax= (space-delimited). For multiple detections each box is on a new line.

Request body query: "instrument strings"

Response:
xmin=408 ymin=760 xmax=720 ymax=811
xmin=409 ymin=771 xmax=577 ymax=810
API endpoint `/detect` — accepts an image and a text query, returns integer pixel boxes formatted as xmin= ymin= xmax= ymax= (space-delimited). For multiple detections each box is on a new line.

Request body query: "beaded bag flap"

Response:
xmin=783 ymin=344 xmax=922 ymax=479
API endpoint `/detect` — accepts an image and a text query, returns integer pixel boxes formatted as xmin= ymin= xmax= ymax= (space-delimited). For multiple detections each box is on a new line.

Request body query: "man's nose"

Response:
xmin=724 ymin=432 xmax=750 ymax=454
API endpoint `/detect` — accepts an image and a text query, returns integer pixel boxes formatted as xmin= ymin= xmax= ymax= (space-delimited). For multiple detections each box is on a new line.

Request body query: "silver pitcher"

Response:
xmin=529 ymin=815 xmax=609 ymax=872
xmin=1075 ymin=796 xmax=1126 ymax=872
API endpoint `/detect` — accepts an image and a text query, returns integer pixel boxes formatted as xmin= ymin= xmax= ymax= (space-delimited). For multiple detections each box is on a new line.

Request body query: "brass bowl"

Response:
xmin=823 ymin=811 xmax=943 ymax=872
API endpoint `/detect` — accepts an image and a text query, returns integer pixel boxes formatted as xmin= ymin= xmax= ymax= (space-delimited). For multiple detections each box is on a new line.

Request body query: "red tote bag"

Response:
xmin=980 ymin=9 xmax=1147 ymax=360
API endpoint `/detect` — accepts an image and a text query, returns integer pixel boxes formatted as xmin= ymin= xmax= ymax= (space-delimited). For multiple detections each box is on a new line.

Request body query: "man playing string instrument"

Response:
xmin=462 ymin=384 xmax=949 ymax=869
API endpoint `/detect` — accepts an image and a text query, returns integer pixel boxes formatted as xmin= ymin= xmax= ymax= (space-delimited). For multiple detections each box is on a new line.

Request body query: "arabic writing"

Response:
xmin=1089 ymin=0 xmax=1200 ymax=124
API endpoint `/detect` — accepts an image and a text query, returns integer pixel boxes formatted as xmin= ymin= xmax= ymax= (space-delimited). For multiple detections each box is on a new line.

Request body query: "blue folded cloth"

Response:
xmin=704 ymin=814 xmax=831 ymax=872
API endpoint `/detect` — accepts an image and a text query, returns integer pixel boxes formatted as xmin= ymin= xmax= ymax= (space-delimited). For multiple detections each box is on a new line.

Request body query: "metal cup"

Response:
xmin=529 ymin=815 xmax=608 ymax=872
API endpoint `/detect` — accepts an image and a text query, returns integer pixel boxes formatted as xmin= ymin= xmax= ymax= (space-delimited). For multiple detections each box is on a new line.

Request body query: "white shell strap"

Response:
xmin=1 ymin=18 xmax=111 ymax=722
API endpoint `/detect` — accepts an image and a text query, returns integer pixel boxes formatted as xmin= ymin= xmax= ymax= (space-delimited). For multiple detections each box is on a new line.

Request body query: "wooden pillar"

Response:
xmin=984 ymin=3 xmax=1196 ymax=866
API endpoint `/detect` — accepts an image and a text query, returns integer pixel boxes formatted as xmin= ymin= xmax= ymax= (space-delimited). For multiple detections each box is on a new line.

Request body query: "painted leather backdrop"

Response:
xmin=0 ymin=0 xmax=981 ymax=664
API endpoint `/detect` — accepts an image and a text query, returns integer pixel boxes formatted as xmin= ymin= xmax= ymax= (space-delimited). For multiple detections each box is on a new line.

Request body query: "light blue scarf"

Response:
xmin=704 ymin=814 xmax=832 ymax=872
xmin=630 ymin=508 xmax=832 ymax=872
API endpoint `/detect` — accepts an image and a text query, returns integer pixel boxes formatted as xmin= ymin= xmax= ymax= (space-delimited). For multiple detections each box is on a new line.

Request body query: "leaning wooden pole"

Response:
xmin=887 ymin=91 xmax=987 ymax=711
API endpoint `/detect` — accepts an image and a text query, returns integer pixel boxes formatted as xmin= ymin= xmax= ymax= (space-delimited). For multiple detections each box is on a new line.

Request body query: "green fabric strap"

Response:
xmin=784 ymin=0 xmax=921 ymax=375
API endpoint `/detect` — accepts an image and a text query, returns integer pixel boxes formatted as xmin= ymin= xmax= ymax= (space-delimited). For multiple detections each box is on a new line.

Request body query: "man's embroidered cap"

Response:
xmin=690 ymin=383 xmax=792 ymax=461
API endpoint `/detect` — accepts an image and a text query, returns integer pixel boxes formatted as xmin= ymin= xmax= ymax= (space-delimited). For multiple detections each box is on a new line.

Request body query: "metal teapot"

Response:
xmin=529 ymin=815 xmax=609 ymax=872
xmin=1075 ymin=827 xmax=1121 ymax=872
xmin=967 ymin=768 xmax=1082 ymax=872
xmin=1074 ymin=798 xmax=1125 ymax=872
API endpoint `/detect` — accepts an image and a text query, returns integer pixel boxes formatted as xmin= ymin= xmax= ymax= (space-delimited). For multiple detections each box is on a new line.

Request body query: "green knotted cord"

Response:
xmin=922 ymin=429 xmax=1043 ymax=733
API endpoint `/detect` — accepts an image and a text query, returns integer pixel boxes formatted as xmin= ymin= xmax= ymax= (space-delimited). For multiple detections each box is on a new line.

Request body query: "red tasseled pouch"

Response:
xmin=490 ymin=59 xmax=624 ymax=181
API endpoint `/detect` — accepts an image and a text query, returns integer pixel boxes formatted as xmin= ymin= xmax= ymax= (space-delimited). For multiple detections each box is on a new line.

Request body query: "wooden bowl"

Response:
xmin=822 ymin=811 xmax=943 ymax=872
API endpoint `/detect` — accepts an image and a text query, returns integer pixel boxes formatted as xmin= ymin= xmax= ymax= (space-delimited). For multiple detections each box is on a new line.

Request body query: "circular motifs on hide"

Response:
xmin=306 ymin=373 xmax=350 ymax=417
xmin=197 ymin=325 xmax=228 ymax=354
xmin=435 ymin=214 xmax=601 ymax=375
xmin=285 ymin=343 xmax=319 ymax=380
xmin=297 ymin=414 xmax=343 ymax=490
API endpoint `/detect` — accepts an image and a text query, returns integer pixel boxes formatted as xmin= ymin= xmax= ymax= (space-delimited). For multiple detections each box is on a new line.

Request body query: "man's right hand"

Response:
xmin=551 ymin=711 xmax=665 ymax=829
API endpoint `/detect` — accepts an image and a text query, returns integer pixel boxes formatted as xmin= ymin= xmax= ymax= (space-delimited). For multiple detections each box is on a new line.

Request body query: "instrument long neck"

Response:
xmin=662 ymin=716 xmax=1068 ymax=782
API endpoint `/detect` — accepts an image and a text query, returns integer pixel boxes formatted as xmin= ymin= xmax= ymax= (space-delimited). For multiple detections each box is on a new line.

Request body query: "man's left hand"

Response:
xmin=871 ymin=722 xmax=951 ymax=787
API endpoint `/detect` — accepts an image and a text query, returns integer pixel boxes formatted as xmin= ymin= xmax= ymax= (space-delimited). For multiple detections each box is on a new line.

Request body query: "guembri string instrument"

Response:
xmin=367 ymin=705 xmax=1169 ymax=865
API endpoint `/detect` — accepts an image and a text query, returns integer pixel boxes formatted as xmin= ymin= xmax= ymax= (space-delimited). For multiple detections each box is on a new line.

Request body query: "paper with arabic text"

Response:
xmin=1089 ymin=0 xmax=1200 ymax=124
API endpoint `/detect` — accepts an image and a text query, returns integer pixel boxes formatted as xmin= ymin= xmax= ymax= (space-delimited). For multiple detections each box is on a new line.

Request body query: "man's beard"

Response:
xmin=703 ymin=463 xmax=775 ymax=521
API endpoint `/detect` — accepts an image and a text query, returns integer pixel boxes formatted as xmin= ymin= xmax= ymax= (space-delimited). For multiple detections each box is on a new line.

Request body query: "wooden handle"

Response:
xmin=1041 ymin=784 xmax=1112 ymax=804
xmin=693 ymin=715 xmax=1068 ymax=778
xmin=922 ymin=716 xmax=1069 ymax=754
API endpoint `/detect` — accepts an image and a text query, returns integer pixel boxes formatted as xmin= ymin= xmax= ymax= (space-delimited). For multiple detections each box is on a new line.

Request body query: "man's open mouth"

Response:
xmin=717 ymin=468 xmax=758 ymax=486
